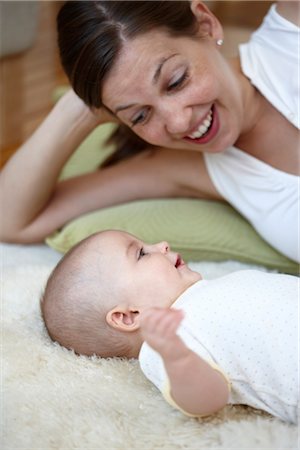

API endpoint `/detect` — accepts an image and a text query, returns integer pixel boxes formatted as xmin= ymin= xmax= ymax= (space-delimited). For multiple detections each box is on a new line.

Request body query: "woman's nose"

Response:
xmin=160 ymin=103 xmax=191 ymax=136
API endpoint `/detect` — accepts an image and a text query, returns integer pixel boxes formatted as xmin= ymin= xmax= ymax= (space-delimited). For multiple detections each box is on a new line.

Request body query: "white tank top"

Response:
xmin=239 ymin=4 xmax=299 ymax=129
xmin=204 ymin=5 xmax=299 ymax=262
xmin=204 ymin=148 xmax=299 ymax=262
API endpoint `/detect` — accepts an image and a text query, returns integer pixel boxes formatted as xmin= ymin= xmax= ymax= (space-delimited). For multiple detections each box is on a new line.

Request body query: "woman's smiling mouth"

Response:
xmin=184 ymin=104 xmax=219 ymax=145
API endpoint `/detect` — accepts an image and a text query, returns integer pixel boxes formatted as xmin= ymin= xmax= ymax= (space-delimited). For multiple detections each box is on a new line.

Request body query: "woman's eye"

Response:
xmin=167 ymin=70 xmax=189 ymax=92
xmin=138 ymin=247 xmax=146 ymax=259
xmin=131 ymin=107 xmax=150 ymax=126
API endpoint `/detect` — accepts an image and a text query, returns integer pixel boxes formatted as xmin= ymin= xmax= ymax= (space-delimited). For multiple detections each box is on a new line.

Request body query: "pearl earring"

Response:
xmin=216 ymin=39 xmax=224 ymax=46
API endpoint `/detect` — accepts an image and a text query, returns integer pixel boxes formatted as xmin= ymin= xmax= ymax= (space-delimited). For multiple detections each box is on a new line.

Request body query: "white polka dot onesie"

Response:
xmin=139 ymin=270 xmax=298 ymax=423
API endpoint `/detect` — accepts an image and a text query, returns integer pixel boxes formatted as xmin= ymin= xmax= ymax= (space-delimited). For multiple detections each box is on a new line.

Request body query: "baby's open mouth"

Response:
xmin=175 ymin=255 xmax=184 ymax=268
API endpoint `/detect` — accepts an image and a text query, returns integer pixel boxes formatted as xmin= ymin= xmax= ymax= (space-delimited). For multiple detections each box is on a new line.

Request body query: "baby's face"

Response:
xmin=90 ymin=231 xmax=201 ymax=310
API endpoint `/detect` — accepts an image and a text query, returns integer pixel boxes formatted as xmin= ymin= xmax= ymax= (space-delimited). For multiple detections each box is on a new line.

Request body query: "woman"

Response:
xmin=0 ymin=1 xmax=299 ymax=262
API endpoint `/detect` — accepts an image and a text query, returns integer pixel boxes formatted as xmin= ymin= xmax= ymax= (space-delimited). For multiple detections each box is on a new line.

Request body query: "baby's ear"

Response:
xmin=106 ymin=307 xmax=140 ymax=332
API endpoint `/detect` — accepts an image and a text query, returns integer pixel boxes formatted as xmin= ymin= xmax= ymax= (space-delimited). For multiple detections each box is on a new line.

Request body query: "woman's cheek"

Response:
xmin=139 ymin=127 xmax=164 ymax=146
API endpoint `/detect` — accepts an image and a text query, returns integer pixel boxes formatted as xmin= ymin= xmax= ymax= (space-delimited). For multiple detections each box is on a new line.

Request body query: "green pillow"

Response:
xmin=46 ymin=198 xmax=298 ymax=273
xmin=45 ymin=87 xmax=298 ymax=274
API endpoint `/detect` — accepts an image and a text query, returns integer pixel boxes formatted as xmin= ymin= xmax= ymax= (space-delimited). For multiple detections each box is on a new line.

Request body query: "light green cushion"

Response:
xmin=46 ymin=198 xmax=298 ymax=273
xmin=45 ymin=87 xmax=298 ymax=274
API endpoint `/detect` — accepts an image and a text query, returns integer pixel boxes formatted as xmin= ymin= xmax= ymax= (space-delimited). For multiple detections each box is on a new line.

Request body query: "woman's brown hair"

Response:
xmin=57 ymin=1 xmax=199 ymax=166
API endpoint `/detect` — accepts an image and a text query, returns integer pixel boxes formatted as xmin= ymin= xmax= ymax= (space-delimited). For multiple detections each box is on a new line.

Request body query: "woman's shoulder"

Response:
xmin=253 ymin=3 xmax=299 ymax=31
xmin=238 ymin=3 xmax=299 ymax=129
xmin=275 ymin=1 xmax=300 ymax=28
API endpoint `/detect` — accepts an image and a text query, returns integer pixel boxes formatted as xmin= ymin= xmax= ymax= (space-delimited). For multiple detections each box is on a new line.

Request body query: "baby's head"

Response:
xmin=41 ymin=230 xmax=201 ymax=358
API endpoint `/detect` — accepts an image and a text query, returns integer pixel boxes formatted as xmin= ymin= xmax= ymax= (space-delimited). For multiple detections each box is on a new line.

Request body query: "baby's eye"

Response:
xmin=131 ymin=107 xmax=150 ymax=126
xmin=138 ymin=247 xmax=146 ymax=259
xmin=167 ymin=70 xmax=189 ymax=93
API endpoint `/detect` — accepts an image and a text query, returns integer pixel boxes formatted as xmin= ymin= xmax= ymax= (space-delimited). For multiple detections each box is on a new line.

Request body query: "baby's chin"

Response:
xmin=186 ymin=265 xmax=202 ymax=282
xmin=185 ymin=270 xmax=203 ymax=291
xmin=172 ymin=272 xmax=202 ymax=304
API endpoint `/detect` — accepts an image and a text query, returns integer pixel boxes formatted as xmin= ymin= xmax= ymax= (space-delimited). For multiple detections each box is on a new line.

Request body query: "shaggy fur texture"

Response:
xmin=2 ymin=243 xmax=298 ymax=449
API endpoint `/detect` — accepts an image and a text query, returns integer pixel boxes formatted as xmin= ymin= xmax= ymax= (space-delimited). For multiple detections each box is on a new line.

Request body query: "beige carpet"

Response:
xmin=1 ymin=243 xmax=298 ymax=449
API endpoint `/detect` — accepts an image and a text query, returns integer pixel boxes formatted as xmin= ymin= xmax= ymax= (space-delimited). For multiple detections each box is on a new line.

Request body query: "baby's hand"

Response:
xmin=140 ymin=308 xmax=188 ymax=360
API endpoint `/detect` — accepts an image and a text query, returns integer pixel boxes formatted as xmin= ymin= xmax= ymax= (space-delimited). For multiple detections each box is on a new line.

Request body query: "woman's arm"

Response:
xmin=0 ymin=108 xmax=220 ymax=243
xmin=140 ymin=308 xmax=229 ymax=416
xmin=0 ymin=90 xmax=112 ymax=242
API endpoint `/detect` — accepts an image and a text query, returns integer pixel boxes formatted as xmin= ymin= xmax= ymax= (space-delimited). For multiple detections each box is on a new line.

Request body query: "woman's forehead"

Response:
xmin=102 ymin=30 xmax=188 ymax=105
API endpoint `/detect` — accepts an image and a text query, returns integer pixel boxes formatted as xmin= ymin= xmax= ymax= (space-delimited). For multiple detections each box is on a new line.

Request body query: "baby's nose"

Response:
xmin=156 ymin=241 xmax=170 ymax=254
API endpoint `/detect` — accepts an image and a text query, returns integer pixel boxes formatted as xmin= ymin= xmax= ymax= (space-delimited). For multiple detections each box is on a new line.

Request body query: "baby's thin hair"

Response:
xmin=40 ymin=235 xmax=132 ymax=357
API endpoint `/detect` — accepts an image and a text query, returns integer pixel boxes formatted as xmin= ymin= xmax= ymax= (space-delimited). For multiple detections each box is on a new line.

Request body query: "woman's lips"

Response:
xmin=184 ymin=104 xmax=219 ymax=145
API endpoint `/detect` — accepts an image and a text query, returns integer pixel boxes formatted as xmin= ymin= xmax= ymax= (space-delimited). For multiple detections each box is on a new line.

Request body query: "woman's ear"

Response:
xmin=106 ymin=306 xmax=140 ymax=332
xmin=190 ymin=0 xmax=223 ymax=42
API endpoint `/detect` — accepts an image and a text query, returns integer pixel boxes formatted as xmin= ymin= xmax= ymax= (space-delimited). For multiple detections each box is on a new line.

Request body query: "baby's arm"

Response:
xmin=140 ymin=307 xmax=229 ymax=416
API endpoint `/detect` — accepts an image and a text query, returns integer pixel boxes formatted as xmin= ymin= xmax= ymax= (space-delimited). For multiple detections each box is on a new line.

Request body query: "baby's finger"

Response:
xmin=140 ymin=310 xmax=168 ymax=337
xmin=157 ymin=309 xmax=184 ymax=337
xmin=141 ymin=308 xmax=184 ymax=337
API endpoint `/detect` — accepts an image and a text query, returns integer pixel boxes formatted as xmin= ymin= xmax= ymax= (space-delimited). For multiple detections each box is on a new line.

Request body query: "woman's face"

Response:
xmin=102 ymin=28 xmax=244 ymax=153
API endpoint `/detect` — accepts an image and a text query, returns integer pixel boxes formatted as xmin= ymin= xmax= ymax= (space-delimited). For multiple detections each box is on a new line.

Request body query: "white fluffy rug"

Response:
xmin=1 ymin=242 xmax=298 ymax=449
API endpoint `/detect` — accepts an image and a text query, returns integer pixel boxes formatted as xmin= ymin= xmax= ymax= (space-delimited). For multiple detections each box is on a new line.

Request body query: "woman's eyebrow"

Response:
xmin=114 ymin=53 xmax=179 ymax=114
xmin=152 ymin=53 xmax=179 ymax=85
xmin=115 ymin=103 xmax=138 ymax=114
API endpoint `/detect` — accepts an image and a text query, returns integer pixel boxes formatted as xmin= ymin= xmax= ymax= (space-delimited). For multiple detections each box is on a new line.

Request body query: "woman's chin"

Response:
xmin=186 ymin=138 xmax=234 ymax=154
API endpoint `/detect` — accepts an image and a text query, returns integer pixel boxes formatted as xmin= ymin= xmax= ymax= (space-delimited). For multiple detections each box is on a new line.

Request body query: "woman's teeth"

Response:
xmin=187 ymin=109 xmax=213 ymax=139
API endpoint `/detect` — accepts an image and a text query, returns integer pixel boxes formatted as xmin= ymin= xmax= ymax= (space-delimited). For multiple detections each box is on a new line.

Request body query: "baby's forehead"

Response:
xmin=77 ymin=230 xmax=134 ymax=263
xmin=90 ymin=230 xmax=135 ymax=248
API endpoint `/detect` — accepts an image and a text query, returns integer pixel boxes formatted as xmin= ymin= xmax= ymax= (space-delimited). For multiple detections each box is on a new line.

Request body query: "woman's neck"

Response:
xmin=227 ymin=56 xmax=265 ymax=140
xmin=226 ymin=57 xmax=300 ymax=175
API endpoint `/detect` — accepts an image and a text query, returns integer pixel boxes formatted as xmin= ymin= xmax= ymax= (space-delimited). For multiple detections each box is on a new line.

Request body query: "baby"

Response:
xmin=41 ymin=230 xmax=298 ymax=424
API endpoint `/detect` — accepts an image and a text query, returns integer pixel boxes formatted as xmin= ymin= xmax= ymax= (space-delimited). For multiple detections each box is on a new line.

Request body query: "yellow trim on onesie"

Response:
xmin=162 ymin=360 xmax=231 ymax=418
